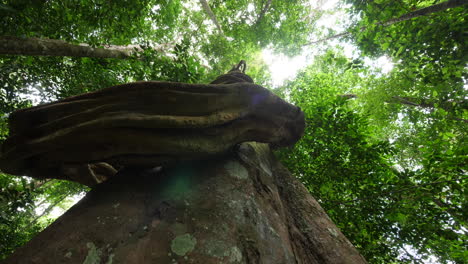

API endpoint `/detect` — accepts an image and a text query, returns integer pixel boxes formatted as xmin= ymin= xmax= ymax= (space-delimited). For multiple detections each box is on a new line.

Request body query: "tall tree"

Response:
xmin=0 ymin=0 xmax=316 ymax=259
xmin=278 ymin=50 xmax=467 ymax=263
xmin=1 ymin=68 xmax=367 ymax=263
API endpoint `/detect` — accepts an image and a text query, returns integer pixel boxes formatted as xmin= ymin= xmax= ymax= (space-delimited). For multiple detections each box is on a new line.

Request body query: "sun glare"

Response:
xmin=262 ymin=0 xmax=393 ymax=87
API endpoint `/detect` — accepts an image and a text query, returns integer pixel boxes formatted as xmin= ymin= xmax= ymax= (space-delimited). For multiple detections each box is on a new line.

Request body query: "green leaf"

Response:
xmin=381 ymin=42 xmax=390 ymax=50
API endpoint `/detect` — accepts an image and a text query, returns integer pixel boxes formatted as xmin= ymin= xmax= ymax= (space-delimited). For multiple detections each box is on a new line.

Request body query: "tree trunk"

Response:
xmin=308 ymin=0 xmax=467 ymax=44
xmin=3 ymin=142 xmax=366 ymax=264
xmin=0 ymin=36 xmax=166 ymax=59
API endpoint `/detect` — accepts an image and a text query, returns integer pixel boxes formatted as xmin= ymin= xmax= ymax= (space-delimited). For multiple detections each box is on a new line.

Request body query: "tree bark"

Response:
xmin=4 ymin=142 xmax=367 ymax=264
xmin=199 ymin=0 xmax=224 ymax=35
xmin=0 ymin=36 xmax=167 ymax=59
xmin=307 ymin=0 xmax=467 ymax=45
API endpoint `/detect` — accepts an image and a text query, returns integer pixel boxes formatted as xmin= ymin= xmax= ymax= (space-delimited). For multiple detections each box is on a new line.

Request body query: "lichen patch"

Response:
xmin=224 ymin=161 xmax=248 ymax=180
xmin=170 ymin=233 xmax=197 ymax=256
xmin=228 ymin=246 xmax=243 ymax=263
xmin=327 ymin=227 xmax=339 ymax=238
xmin=82 ymin=242 xmax=102 ymax=264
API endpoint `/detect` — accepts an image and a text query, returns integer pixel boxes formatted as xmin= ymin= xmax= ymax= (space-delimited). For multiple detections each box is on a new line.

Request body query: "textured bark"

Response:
xmin=308 ymin=0 xmax=467 ymax=44
xmin=1 ymin=62 xmax=366 ymax=263
xmin=0 ymin=36 xmax=137 ymax=58
xmin=3 ymin=142 xmax=367 ymax=264
xmin=0 ymin=36 xmax=172 ymax=58
xmin=1 ymin=78 xmax=303 ymax=187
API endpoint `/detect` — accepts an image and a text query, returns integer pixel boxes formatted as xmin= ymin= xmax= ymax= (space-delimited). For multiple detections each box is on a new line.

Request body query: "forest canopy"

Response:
xmin=0 ymin=0 xmax=466 ymax=263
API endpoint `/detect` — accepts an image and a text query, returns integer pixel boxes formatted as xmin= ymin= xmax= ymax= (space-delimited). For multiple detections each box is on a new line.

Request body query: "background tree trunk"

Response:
xmin=4 ymin=142 xmax=366 ymax=264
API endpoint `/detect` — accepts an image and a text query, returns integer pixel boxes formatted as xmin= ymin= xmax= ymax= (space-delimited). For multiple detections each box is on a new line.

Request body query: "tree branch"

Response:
xmin=30 ymin=195 xmax=68 ymax=225
xmin=328 ymin=177 xmax=466 ymax=205
xmin=339 ymin=94 xmax=358 ymax=99
xmin=307 ymin=0 xmax=467 ymax=45
xmin=431 ymin=197 xmax=466 ymax=228
xmin=341 ymin=94 xmax=468 ymax=122
xmin=401 ymin=246 xmax=424 ymax=264
xmin=199 ymin=0 xmax=224 ymax=35
xmin=392 ymin=96 xmax=468 ymax=111
xmin=255 ymin=0 xmax=273 ymax=24
xmin=0 ymin=36 xmax=171 ymax=59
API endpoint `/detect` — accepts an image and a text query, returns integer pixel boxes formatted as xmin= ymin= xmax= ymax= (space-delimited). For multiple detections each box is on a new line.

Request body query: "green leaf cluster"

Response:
xmin=0 ymin=173 xmax=87 ymax=259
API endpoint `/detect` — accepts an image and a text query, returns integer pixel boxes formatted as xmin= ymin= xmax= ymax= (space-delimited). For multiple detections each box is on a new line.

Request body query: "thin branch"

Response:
xmin=391 ymin=96 xmax=467 ymax=110
xmin=402 ymin=246 xmax=424 ymax=264
xmin=389 ymin=96 xmax=468 ymax=123
xmin=30 ymin=195 xmax=68 ymax=225
xmin=451 ymin=117 xmax=468 ymax=123
xmin=390 ymin=96 xmax=421 ymax=107
xmin=339 ymin=94 xmax=358 ymax=99
xmin=308 ymin=32 xmax=350 ymax=45
xmin=307 ymin=0 xmax=467 ymax=45
xmin=328 ymin=176 xmax=467 ymax=205
xmin=255 ymin=0 xmax=273 ymax=24
xmin=199 ymin=0 xmax=224 ymax=35
xmin=431 ymin=197 xmax=466 ymax=228
xmin=341 ymin=94 xmax=468 ymax=122
xmin=33 ymin=179 xmax=55 ymax=190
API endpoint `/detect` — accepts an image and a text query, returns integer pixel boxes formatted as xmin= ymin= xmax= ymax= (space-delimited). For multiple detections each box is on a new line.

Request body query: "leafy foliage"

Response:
xmin=277 ymin=51 xmax=400 ymax=261
xmin=337 ymin=3 xmax=467 ymax=261
xmin=277 ymin=50 xmax=467 ymax=263
xmin=0 ymin=173 xmax=87 ymax=259
xmin=0 ymin=0 xmax=182 ymax=45
xmin=208 ymin=0 xmax=317 ymax=55
xmin=0 ymin=0 xmax=466 ymax=263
